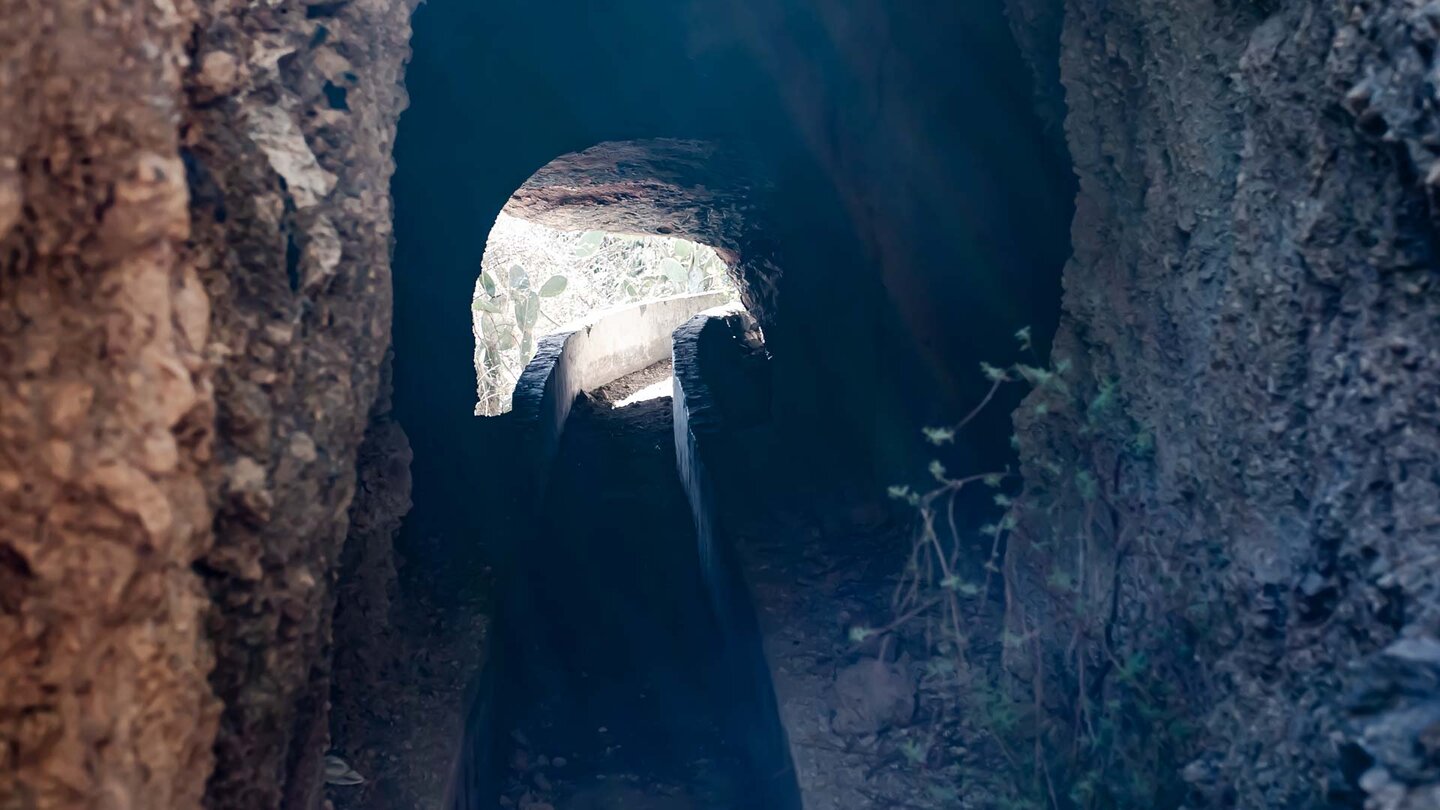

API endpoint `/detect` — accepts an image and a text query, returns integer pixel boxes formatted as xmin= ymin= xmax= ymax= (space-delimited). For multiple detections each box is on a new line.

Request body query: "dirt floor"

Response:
xmin=328 ymin=568 xmax=491 ymax=810
xmin=589 ymin=359 xmax=675 ymax=407
xmin=486 ymin=378 xmax=757 ymax=810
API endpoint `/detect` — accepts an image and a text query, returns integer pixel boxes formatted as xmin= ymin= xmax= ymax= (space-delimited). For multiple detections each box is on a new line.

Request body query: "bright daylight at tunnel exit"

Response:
xmin=472 ymin=210 xmax=739 ymax=416
xmin=2 ymin=1 xmax=1437 ymax=810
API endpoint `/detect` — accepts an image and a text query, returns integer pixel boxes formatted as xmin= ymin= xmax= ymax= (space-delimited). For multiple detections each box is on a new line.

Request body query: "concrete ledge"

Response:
xmin=511 ymin=291 xmax=729 ymax=498
xmin=672 ymin=305 xmax=750 ymax=585
xmin=671 ymin=306 xmax=801 ymax=810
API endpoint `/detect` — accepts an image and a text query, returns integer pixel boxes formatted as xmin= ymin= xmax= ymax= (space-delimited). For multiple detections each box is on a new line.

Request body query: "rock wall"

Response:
xmin=1004 ymin=0 xmax=1440 ymax=806
xmin=0 ymin=4 xmax=219 ymax=806
xmin=189 ymin=2 xmax=414 ymax=806
xmin=0 ymin=1 xmax=415 ymax=807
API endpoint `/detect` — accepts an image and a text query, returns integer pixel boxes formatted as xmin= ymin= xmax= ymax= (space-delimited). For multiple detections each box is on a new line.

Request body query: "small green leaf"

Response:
xmin=479 ymin=271 xmax=497 ymax=297
xmin=516 ymin=291 xmax=541 ymax=329
xmin=1014 ymin=325 xmax=1033 ymax=351
xmin=1088 ymin=379 xmax=1117 ymax=420
xmin=571 ymin=231 xmax=605 ymax=258
xmin=922 ymin=426 xmax=955 ymax=445
xmin=495 ymin=328 xmax=517 ymax=351
xmin=660 ymin=257 xmax=687 ymax=284
xmin=929 ymin=460 xmax=947 ymax=482
xmin=539 ymin=275 xmax=568 ymax=297
xmin=471 ymin=297 xmax=503 ymax=313
xmin=980 ymin=361 xmax=1009 ymax=382
xmin=324 ymin=755 xmax=365 ymax=786
xmin=1016 ymin=364 xmax=1053 ymax=386
xmin=508 ymin=264 xmax=529 ymax=288
xmin=849 ymin=626 xmax=874 ymax=643
xmin=942 ymin=576 xmax=980 ymax=596
xmin=900 ymin=739 xmax=929 ymax=764
xmin=672 ymin=240 xmax=694 ymax=259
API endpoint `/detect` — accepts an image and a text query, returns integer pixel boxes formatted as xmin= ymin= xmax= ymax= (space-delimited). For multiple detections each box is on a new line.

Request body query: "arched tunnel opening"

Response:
xmin=326 ymin=1 xmax=1075 ymax=808
xmin=471 ymin=141 xmax=750 ymax=418
xmin=450 ymin=140 xmax=786 ymax=809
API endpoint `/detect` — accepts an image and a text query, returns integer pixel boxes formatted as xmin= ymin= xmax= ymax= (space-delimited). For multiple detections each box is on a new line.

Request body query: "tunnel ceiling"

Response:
xmin=502 ymin=139 xmax=772 ymax=263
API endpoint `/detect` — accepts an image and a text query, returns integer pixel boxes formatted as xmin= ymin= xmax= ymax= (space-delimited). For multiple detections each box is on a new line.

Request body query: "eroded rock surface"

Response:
xmin=1 ymin=1 xmax=415 ymax=807
xmin=1005 ymin=1 xmax=1440 ymax=806
xmin=501 ymin=139 xmax=783 ymax=329
xmin=0 ymin=3 xmax=218 ymax=807
xmin=186 ymin=1 xmax=416 ymax=807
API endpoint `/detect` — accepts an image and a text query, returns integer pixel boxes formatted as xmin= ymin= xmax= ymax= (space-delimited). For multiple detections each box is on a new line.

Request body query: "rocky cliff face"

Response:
xmin=0 ymin=1 xmax=414 ymax=808
xmin=1005 ymin=1 xmax=1440 ymax=806
xmin=186 ymin=1 xmax=413 ymax=806
xmin=0 ymin=4 xmax=218 ymax=806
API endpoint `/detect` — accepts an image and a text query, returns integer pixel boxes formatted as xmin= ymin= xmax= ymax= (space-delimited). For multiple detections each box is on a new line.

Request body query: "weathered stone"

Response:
xmin=1004 ymin=0 xmax=1440 ymax=806
xmin=0 ymin=3 xmax=220 ymax=807
xmin=830 ymin=657 xmax=917 ymax=736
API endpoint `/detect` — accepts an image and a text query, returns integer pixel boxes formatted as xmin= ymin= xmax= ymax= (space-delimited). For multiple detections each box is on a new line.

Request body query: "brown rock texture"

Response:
xmin=504 ymin=139 xmax=765 ymax=255
xmin=183 ymin=1 xmax=415 ymax=807
xmin=1 ymin=1 xmax=416 ymax=808
xmin=1005 ymin=0 xmax=1440 ymax=807
xmin=501 ymin=139 xmax=782 ymax=326
xmin=0 ymin=2 xmax=219 ymax=808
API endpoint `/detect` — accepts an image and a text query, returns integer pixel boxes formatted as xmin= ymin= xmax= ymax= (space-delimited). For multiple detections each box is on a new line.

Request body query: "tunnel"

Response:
xmin=8 ymin=0 xmax=1431 ymax=808
xmin=365 ymin=1 xmax=1072 ymax=807
xmin=385 ymin=0 xmax=1072 ymax=606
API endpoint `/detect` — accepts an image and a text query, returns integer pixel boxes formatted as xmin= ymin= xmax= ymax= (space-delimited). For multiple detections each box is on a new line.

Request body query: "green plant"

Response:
xmin=880 ymin=331 xmax=1193 ymax=810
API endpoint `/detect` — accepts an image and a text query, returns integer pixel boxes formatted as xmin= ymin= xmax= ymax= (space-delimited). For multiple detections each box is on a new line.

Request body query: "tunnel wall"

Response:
xmin=671 ymin=307 xmax=802 ymax=810
xmin=510 ymin=291 xmax=730 ymax=498
xmin=1001 ymin=0 xmax=1440 ymax=807
xmin=0 ymin=1 xmax=417 ymax=808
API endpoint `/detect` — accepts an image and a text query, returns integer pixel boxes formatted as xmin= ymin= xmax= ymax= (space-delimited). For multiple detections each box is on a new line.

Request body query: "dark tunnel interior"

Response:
xmin=391 ymin=0 xmax=1075 ymax=572
xmin=378 ymin=0 xmax=1076 ymax=807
